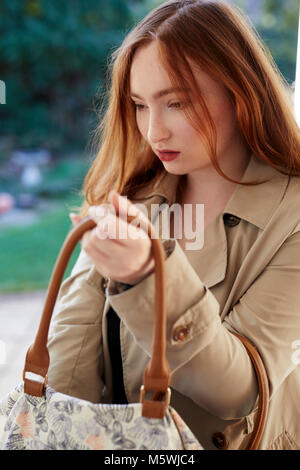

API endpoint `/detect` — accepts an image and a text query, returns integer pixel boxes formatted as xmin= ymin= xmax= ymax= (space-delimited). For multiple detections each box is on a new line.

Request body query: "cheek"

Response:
xmin=176 ymin=120 xmax=200 ymax=143
xmin=208 ymin=94 xmax=237 ymax=137
xmin=167 ymin=110 xmax=203 ymax=141
xmin=136 ymin=113 xmax=147 ymax=138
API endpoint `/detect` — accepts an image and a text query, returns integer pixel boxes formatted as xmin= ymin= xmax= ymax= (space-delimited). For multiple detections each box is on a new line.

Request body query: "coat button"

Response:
xmin=212 ymin=432 xmax=228 ymax=449
xmin=223 ymin=213 xmax=241 ymax=227
xmin=101 ymin=277 xmax=109 ymax=293
xmin=173 ymin=326 xmax=190 ymax=342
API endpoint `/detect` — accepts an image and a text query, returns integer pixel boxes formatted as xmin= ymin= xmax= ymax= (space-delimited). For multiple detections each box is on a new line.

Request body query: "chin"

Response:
xmin=164 ymin=167 xmax=188 ymax=175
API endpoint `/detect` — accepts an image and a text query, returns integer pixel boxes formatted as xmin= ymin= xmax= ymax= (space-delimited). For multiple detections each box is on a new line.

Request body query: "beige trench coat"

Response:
xmin=47 ymin=153 xmax=300 ymax=450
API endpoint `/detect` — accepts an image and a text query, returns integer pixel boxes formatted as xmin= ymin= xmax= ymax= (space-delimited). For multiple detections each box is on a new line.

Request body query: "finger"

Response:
xmin=96 ymin=211 xmax=149 ymax=243
xmin=108 ymin=190 xmax=137 ymax=220
xmin=69 ymin=213 xmax=82 ymax=226
xmin=81 ymin=227 xmax=126 ymax=279
xmin=88 ymin=203 xmax=116 ymax=222
xmin=81 ymin=228 xmax=111 ymax=260
xmin=108 ymin=190 xmax=152 ymax=236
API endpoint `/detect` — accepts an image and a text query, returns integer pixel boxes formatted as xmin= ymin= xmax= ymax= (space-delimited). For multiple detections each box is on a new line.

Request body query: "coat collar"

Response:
xmin=133 ymin=153 xmax=289 ymax=230
xmin=223 ymin=153 xmax=289 ymax=230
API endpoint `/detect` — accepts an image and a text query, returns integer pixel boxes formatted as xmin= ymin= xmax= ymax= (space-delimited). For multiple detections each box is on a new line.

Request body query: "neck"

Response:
xmin=183 ymin=144 xmax=251 ymax=205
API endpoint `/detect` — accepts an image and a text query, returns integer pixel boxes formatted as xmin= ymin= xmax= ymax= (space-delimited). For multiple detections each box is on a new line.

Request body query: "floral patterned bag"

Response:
xmin=0 ymin=217 xmax=203 ymax=450
xmin=0 ymin=383 xmax=200 ymax=450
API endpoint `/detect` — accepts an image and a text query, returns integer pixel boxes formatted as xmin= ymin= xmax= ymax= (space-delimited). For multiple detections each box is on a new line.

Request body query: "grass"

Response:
xmin=0 ymin=196 xmax=82 ymax=293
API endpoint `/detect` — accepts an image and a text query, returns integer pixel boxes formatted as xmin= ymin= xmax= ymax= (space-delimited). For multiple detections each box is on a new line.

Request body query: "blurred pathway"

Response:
xmin=0 ymin=291 xmax=46 ymax=430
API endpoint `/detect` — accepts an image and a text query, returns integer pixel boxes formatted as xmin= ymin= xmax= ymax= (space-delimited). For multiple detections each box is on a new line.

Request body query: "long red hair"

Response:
xmin=79 ymin=0 xmax=300 ymax=216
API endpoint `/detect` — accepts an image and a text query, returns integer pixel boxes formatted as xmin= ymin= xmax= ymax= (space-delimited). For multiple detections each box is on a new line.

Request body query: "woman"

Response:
xmin=47 ymin=0 xmax=300 ymax=449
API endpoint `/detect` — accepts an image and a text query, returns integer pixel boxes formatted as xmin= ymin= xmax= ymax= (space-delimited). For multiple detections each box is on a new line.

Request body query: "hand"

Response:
xmin=71 ymin=191 xmax=156 ymax=285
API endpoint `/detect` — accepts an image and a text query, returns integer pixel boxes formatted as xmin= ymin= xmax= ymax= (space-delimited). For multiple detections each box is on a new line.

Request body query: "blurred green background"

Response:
xmin=0 ymin=0 xmax=299 ymax=292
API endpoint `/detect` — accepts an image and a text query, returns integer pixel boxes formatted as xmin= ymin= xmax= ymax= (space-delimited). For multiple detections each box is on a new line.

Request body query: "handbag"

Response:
xmin=0 ymin=215 xmax=269 ymax=450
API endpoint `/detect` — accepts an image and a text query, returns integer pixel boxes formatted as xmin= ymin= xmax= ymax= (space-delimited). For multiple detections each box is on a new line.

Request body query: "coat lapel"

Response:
xmin=183 ymin=213 xmax=228 ymax=288
xmin=134 ymin=177 xmax=228 ymax=290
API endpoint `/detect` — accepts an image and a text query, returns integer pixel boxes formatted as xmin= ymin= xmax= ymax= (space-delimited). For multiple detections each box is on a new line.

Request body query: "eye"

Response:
xmin=132 ymin=101 xmax=185 ymax=111
xmin=134 ymin=103 xmax=146 ymax=110
xmin=169 ymin=102 xmax=183 ymax=109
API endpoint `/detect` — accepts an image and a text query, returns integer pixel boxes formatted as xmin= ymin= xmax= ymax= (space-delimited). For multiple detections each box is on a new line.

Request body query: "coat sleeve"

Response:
xmin=107 ymin=229 xmax=300 ymax=420
xmin=47 ymin=249 xmax=105 ymax=403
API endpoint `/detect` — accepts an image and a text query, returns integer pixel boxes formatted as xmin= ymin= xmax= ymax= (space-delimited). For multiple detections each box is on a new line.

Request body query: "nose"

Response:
xmin=147 ymin=110 xmax=171 ymax=144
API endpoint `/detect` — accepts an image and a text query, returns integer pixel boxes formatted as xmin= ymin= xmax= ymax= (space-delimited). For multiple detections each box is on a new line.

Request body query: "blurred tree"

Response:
xmin=233 ymin=0 xmax=298 ymax=85
xmin=0 ymin=0 xmax=151 ymax=155
xmin=258 ymin=0 xmax=298 ymax=85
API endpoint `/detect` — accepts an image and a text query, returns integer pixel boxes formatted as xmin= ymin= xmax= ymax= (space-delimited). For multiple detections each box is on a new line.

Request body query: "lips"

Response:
xmin=157 ymin=150 xmax=180 ymax=162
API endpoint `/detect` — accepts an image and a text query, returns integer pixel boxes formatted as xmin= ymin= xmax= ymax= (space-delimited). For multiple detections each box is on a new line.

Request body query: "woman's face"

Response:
xmin=130 ymin=41 xmax=244 ymax=175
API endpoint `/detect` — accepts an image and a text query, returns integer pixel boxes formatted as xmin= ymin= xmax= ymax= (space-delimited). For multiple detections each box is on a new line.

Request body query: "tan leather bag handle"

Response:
xmin=22 ymin=216 xmax=269 ymax=449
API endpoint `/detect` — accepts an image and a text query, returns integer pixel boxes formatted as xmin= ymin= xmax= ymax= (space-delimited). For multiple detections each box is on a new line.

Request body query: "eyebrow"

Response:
xmin=130 ymin=87 xmax=189 ymax=100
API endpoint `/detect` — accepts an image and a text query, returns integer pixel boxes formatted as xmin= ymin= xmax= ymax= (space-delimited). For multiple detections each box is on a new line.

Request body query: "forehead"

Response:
xmin=130 ymin=43 xmax=172 ymax=90
xmin=129 ymin=42 xmax=220 ymax=99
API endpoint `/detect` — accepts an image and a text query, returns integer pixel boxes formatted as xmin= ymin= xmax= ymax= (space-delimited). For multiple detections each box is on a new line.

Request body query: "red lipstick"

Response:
xmin=157 ymin=150 xmax=180 ymax=162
